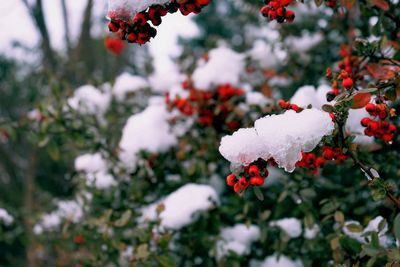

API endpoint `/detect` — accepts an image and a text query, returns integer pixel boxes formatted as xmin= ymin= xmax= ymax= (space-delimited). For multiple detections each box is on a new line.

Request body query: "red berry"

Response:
xmin=249 ymin=176 xmax=265 ymax=186
xmin=360 ymin=117 xmax=371 ymax=127
xmin=226 ymin=174 xmax=236 ymax=186
xmin=365 ymin=103 xmax=376 ymax=114
xmin=74 ymin=235 xmax=84 ymax=245
xmin=382 ymin=134 xmax=393 ymax=142
xmin=364 ymin=128 xmax=374 ymax=136
xmin=322 ymin=147 xmax=335 ymax=160
xmin=369 ymin=121 xmax=379 ymax=132
xmin=233 ymin=183 xmax=241 ymax=193
xmin=316 ymin=157 xmax=326 ymax=167
xmin=285 ymin=10 xmax=295 ymax=23
xmin=108 ymin=22 xmax=119 ymax=32
xmin=291 ymin=104 xmax=300 ymax=112
xmin=248 ymin=165 xmax=260 ymax=176
xmin=388 ymin=124 xmax=396 ymax=133
xmin=127 ymin=33 xmax=137 ymax=43
xmin=342 ymin=77 xmax=353 ymax=89
xmin=238 ymin=177 xmax=249 ymax=189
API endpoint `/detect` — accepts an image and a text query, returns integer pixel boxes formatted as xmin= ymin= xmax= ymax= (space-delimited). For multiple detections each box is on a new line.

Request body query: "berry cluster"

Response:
xmin=321 ymin=146 xmax=347 ymax=163
xmin=296 ymin=152 xmax=326 ymax=175
xmin=166 ymin=82 xmax=244 ymax=131
xmin=104 ymin=36 xmax=125 ymax=55
xmin=260 ymin=0 xmax=295 ymax=23
xmin=361 ymin=102 xmax=396 ymax=142
xmin=226 ymin=159 xmax=270 ymax=193
xmin=326 ymin=45 xmax=362 ymax=100
xmin=108 ymin=0 xmax=211 ymax=45
xmin=278 ymin=99 xmax=301 ymax=112
xmin=296 ymin=146 xmax=347 ymax=174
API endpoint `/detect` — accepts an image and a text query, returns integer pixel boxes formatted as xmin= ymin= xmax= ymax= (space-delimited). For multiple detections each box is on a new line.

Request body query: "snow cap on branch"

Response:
xmin=119 ymin=98 xmax=177 ymax=169
xmin=113 ymin=72 xmax=148 ymax=101
xmin=67 ymin=85 xmax=111 ymax=115
xmin=140 ymin=183 xmax=219 ymax=229
xmin=192 ymin=46 xmax=245 ymax=90
xmin=108 ymin=0 xmax=170 ymax=21
xmin=219 ymin=109 xmax=334 ymax=172
xmin=216 ymin=224 xmax=261 ymax=258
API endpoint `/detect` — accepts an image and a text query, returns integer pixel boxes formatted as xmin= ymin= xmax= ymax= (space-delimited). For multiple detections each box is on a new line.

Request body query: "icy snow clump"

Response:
xmin=140 ymin=183 xmax=219 ymax=229
xmin=75 ymin=153 xmax=116 ymax=189
xmin=113 ymin=72 xmax=148 ymax=101
xmin=192 ymin=46 xmax=245 ymax=89
xmin=216 ymin=224 xmax=261 ymax=258
xmin=219 ymin=109 xmax=334 ymax=172
xmin=119 ymin=99 xmax=177 ymax=170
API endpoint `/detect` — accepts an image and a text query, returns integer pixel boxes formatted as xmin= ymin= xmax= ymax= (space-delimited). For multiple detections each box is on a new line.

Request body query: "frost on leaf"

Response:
xmin=219 ymin=109 xmax=334 ymax=172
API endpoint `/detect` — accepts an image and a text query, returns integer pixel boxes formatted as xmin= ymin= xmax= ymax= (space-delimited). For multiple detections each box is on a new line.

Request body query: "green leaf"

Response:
xmin=394 ymin=213 xmax=400 ymax=241
xmin=358 ymin=87 xmax=378 ymax=93
xmin=320 ymin=201 xmax=337 ymax=215
xmin=366 ymin=257 xmax=376 ymax=267
xmin=362 ymin=244 xmax=381 ymax=257
xmin=322 ymin=104 xmax=335 ymax=113
xmin=346 ymin=223 xmax=363 ymax=233
xmin=300 ymin=188 xmax=316 ymax=199
xmin=377 ymin=218 xmax=387 ymax=233
xmin=334 ymin=211 xmax=344 ymax=224
xmin=371 ymin=187 xmax=386 ymax=201
xmin=253 ymin=187 xmax=264 ymax=201
xmin=277 ymin=190 xmax=288 ymax=203
xmin=114 ymin=210 xmax=132 ymax=227
xmin=260 ymin=210 xmax=271 ymax=221
xmin=304 ymin=213 xmax=315 ymax=228
xmin=339 ymin=236 xmax=362 ymax=254
xmin=156 ymin=255 xmax=175 ymax=267
xmin=385 ymin=87 xmax=397 ymax=102
xmin=136 ymin=244 xmax=150 ymax=259
xmin=370 ymin=231 xmax=380 ymax=248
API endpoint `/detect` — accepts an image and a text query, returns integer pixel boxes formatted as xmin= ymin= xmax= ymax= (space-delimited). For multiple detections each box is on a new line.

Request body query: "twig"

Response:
xmin=337 ymin=121 xmax=400 ymax=209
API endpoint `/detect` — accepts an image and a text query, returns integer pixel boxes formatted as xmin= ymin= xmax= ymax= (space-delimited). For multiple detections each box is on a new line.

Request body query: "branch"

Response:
xmin=22 ymin=0 xmax=57 ymax=69
xmin=337 ymin=121 xmax=400 ymax=209
xmin=60 ymin=0 xmax=71 ymax=54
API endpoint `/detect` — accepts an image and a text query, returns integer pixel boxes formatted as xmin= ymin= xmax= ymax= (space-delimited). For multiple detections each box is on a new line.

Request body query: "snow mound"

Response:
xmin=75 ymin=153 xmax=116 ymax=189
xmin=290 ymin=84 xmax=373 ymax=145
xmin=216 ymin=224 xmax=261 ymax=258
xmin=219 ymin=128 xmax=267 ymax=166
xmin=290 ymin=84 xmax=331 ymax=109
xmin=140 ymin=183 xmax=219 ymax=229
xmin=113 ymin=73 xmax=148 ymax=101
xmin=0 ymin=208 xmax=14 ymax=226
xmin=246 ymin=91 xmax=272 ymax=107
xmin=34 ymin=200 xmax=84 ymax=234
xmin=343 ymin=216 xmax=392 ymax=247
xmin=269 ymin=218 xmax=302 ymax=238
xmin=249 ymin=40 xmax=287 ymax=69
xmin=285 ymin=32 xmax=323 ymax=53
xmin=68 ymin=85 xmax=111 ymax=115
xmin=192 ymin=46 xmax=245 ymax=90
xmin=119 ymin=100 xmax=177 ymax=170
xmin=260 ymin=254 xmax=304 ymax=267
xmin=219 ymin=109 xmax=334 ymax=172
